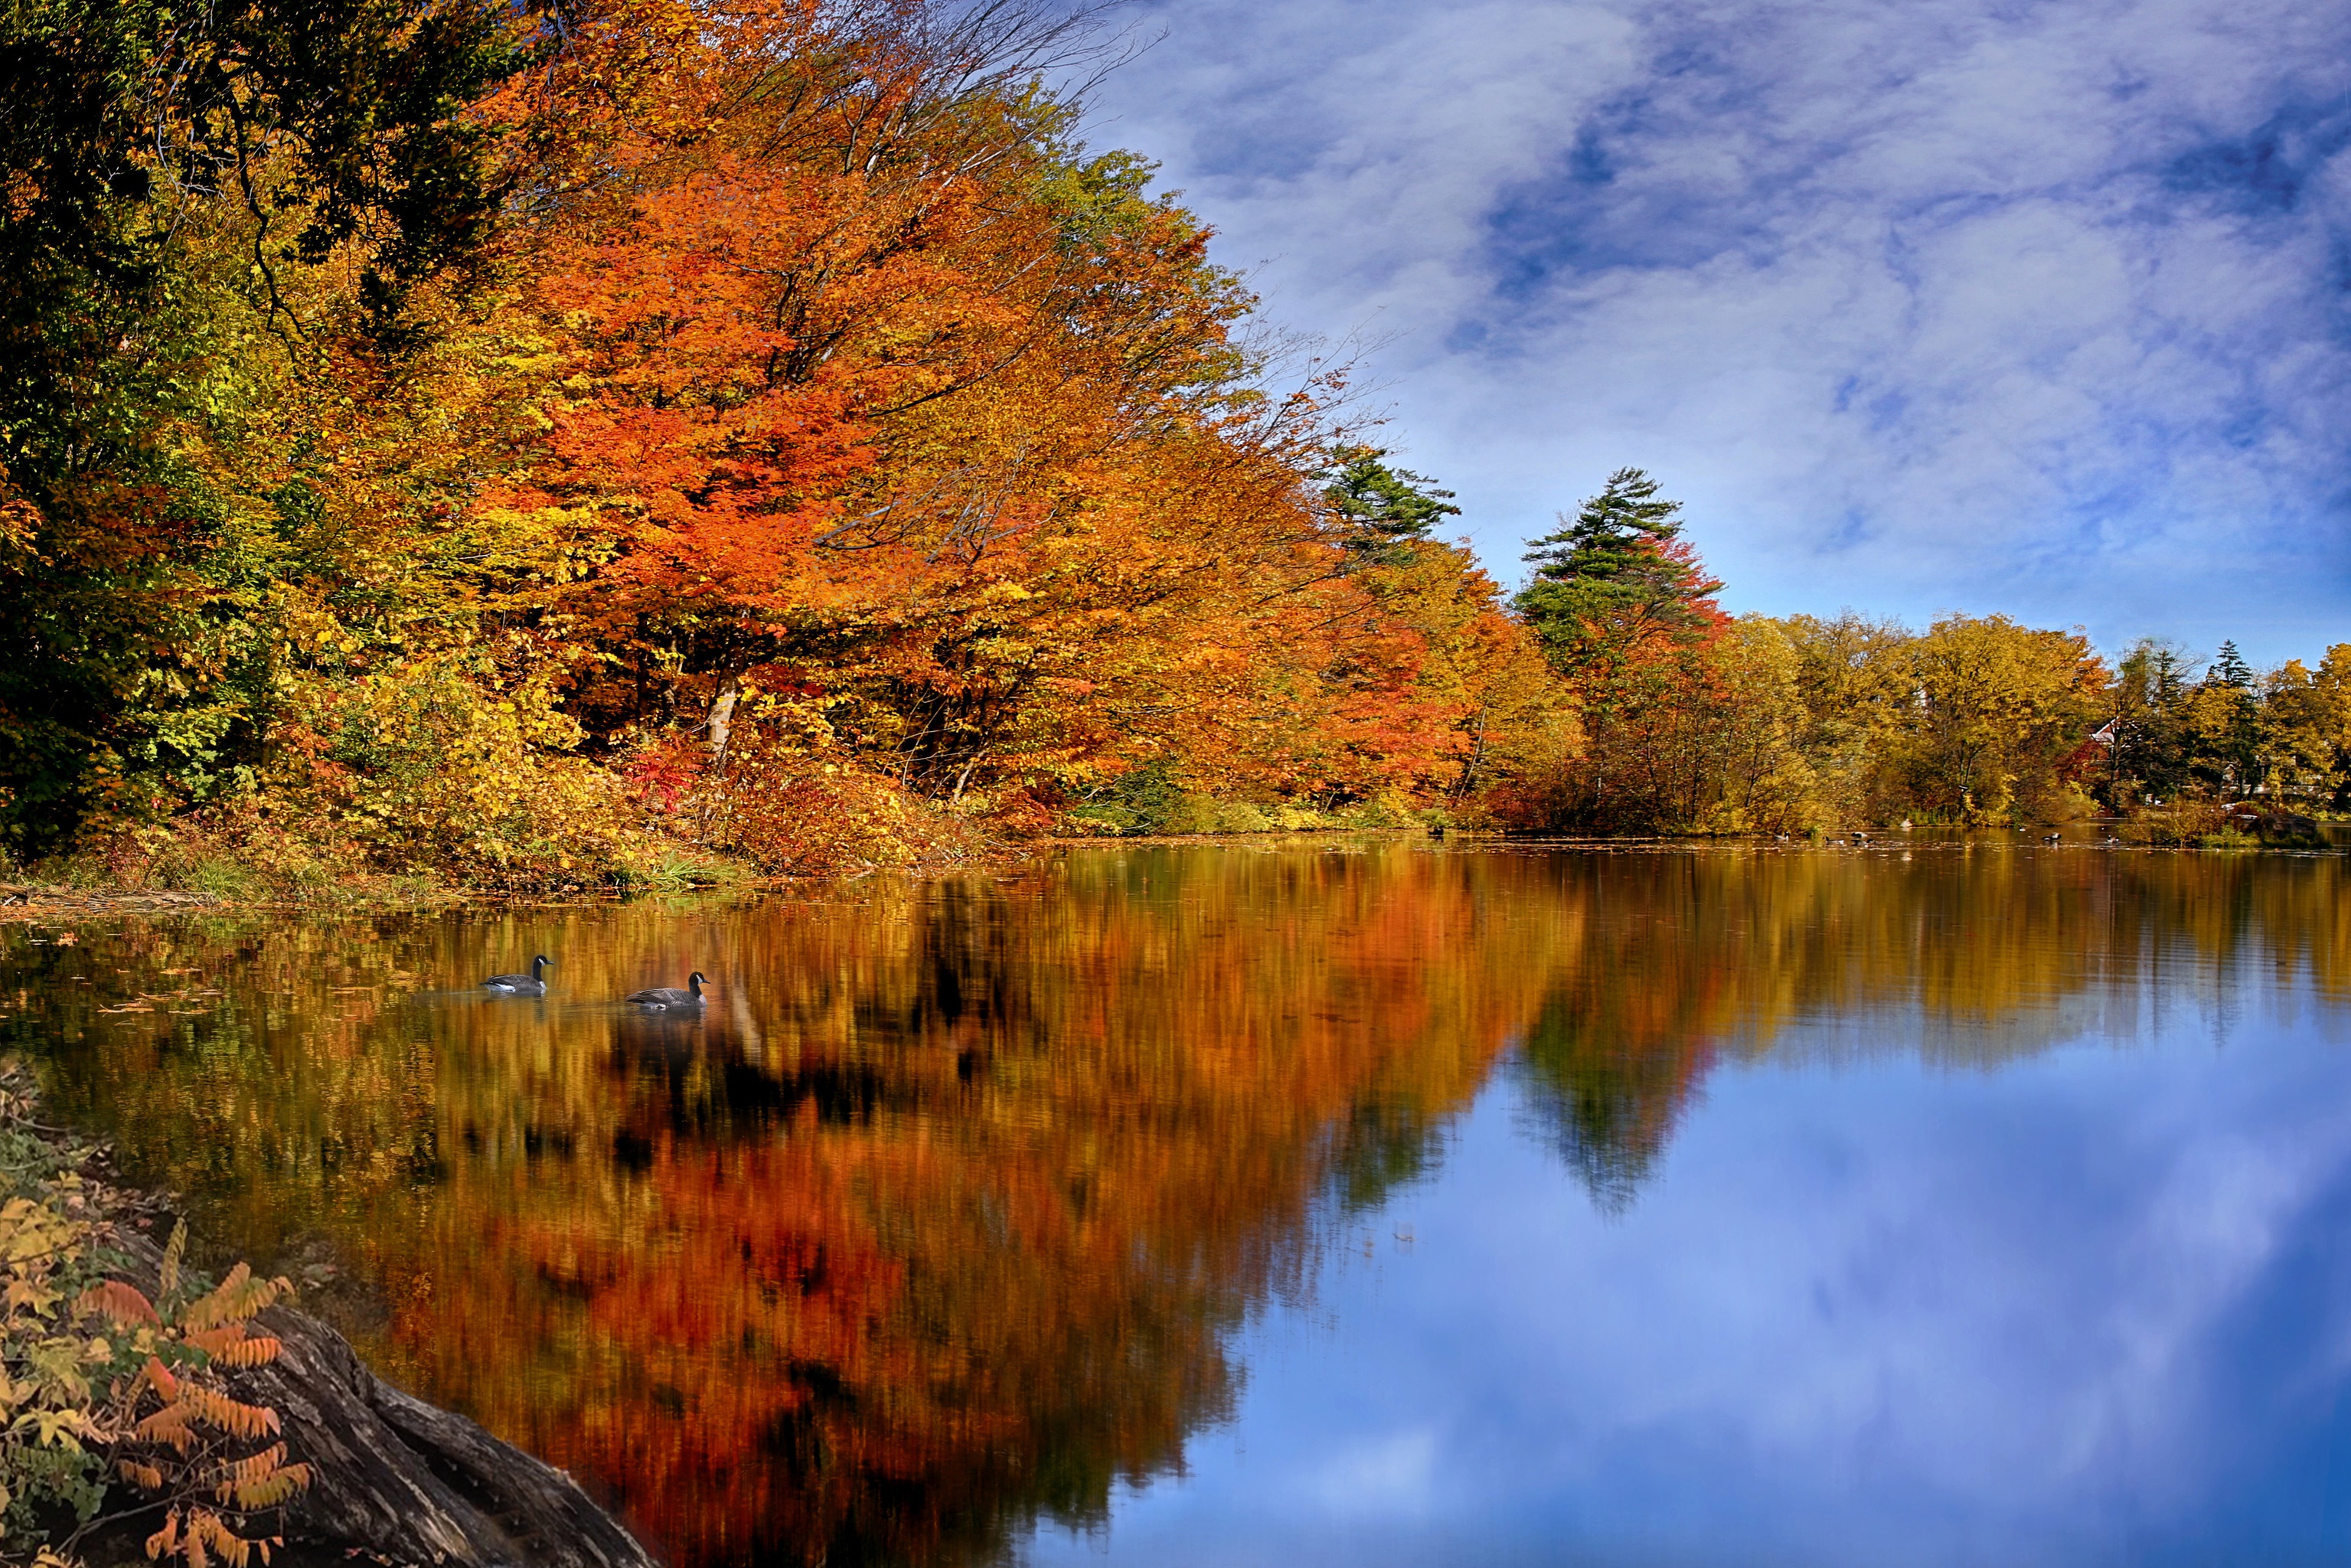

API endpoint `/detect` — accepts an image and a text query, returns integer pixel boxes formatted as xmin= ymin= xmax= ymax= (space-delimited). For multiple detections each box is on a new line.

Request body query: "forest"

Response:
xmin=2 ymin=0 xmax=2343 ymax=892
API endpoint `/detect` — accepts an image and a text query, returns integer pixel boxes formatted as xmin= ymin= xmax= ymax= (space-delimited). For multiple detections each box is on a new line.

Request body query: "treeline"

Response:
xmin=1491 ymin=468 xmax=2351 ymax=837
xmin=0 ymin=0 xmax=2339 ymax=887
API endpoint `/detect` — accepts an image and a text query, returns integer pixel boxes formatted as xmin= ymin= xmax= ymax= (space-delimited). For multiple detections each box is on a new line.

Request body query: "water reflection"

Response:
xmin=2 ymin=843 xmax=2349 ymax=1565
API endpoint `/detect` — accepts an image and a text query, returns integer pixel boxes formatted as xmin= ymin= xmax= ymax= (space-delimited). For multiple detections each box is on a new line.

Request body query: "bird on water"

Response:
xmin=627 ymin=971 xmax=708 ymax=1008
xmin=484 ymin=955 xmax=553 ymax=995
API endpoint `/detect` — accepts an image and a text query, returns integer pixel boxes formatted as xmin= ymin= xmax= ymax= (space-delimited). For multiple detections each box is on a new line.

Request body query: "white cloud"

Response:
xmin=1304 ymin=1426 xmax=1440 ymax=1516
xmin=1082 ymin=0 xmax=2351 ymax=660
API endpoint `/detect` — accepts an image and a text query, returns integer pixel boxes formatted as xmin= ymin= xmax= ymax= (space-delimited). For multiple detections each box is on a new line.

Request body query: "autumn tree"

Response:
xmin=486 ymin=0 xmax=1391 ymax=839
xmin=2258 ymin=648 xmax=2351 ymax=808
xmin=1869 ymin=615 xmax=2105 ymax=825
xmin=1778 ymin=611 xmax=1910 ymax=821
xmin=2179 ymin=642 xmax=2263 ymax=796
xmin=0 ymin=0 xmax=535 ymax=856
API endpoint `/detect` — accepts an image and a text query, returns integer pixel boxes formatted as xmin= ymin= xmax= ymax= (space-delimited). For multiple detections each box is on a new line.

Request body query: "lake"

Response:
xmin=6 ymin=841 xmax=2351 ymax=1566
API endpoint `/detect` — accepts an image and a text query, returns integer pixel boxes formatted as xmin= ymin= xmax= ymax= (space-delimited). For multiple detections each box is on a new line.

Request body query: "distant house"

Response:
xmin=2059 ymin=719 xmax=2120 ymax=784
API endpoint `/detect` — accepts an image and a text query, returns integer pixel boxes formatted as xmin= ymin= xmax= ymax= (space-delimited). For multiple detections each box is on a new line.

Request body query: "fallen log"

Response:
xmin=82 ymin=1230 xmax=658 ymax=1568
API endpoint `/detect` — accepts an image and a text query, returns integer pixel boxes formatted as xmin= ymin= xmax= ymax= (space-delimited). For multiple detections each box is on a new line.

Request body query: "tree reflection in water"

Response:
xmin=5 ymin=843 xmax=2349 ymax=1565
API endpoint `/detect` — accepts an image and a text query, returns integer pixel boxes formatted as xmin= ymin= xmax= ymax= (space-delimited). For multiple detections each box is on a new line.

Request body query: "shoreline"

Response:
xmin=0 ymin=1061 xmax=657 ymax=1567
xmin=4 ymin=822 xmax=2340 ymax=922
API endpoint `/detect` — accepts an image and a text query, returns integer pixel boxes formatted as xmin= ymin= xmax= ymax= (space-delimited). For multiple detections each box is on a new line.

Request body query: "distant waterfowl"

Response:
xmin=484 ymin=955 xmax=553 ymax=996
xmin=626 ymin=971 xmax=707 ymax=1009
xmin=2042 ymin=831 xmax=2062 ymax=844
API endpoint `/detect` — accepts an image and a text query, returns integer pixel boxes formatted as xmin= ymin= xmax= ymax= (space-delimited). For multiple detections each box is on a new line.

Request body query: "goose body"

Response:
xmin=627 ymin=971 xmax=707 ymax=1009
xmin=485 ymin=955 xmax=553 ymax=996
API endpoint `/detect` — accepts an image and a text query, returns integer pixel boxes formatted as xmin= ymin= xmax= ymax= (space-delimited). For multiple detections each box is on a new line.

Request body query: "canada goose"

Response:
xmin=485 ymin=955 xmax=553 ymax=996
xmin=2042 ymin=831 xmax=2061 ymax=844
xmin=627 ymin=971 xmax=708 ymax=1008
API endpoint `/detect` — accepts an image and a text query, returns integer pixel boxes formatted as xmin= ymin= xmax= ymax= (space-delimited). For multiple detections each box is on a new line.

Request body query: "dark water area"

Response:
xmin=5 ymin=841 xmax=2351 ymax=1566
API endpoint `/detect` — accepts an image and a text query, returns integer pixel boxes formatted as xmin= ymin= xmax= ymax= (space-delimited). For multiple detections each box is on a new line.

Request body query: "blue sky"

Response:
xmin=1076 ymin=0 xmax=2351 ymax=665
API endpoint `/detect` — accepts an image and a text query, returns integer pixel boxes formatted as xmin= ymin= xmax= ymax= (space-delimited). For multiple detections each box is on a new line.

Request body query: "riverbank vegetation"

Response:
xmin=2 ymin=0 xmax=2343 ymax=893
xmin=0 ymin=1063 xmax=305 ymax=1566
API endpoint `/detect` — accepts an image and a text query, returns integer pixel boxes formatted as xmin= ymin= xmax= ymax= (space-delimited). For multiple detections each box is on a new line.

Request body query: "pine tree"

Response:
xmin=1318 ymin=446 xmax=1460 ymax=569
xmin=2209 ymin=641 xmax=2253 ymax=688
xmin=2190 ymin=640 xmax=2262 ymax=792
xmin=1513 ymin=468 xmax=1722 ymax=677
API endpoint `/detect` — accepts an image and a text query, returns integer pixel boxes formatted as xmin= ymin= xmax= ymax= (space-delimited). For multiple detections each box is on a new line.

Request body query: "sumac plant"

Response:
xmin=0 ymin=1067 xmax=306 ymax=1566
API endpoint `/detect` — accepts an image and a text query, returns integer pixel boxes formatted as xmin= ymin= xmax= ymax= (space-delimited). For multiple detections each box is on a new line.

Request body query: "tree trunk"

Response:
xmin=706 ymin=668 xmax=746 ymax=773
xmin=950 ymin=746 xmax=987 ymax=806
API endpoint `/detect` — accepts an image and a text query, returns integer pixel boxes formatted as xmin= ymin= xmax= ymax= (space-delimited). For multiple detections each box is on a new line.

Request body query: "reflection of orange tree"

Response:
xmin=360 ymin=851 xmax=1567 ymax=1563
xmin=21 ymin=847 xmax=2351 ymax=1562
xmin=443 ymin=1128 xmax=933 ymax=1560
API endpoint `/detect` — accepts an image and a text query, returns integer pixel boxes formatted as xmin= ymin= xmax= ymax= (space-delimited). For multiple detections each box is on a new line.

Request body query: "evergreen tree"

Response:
xmin=2105 ymin=639 xmax=2193 ymax=803
xmin=1513 ymin=468 xmax=1721 ymax=677
xmin=2192 ymin=641 xmax=2262 ymax=792
xmin=1318 ymin=446 xmax=1460 ymax=569
xmin=2209 ymin=641 xmax=2253 ymax=688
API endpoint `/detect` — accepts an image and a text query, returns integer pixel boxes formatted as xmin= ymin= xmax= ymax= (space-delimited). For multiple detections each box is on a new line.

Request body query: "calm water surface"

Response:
xmin=5 ymin=842 xmax=2351 ymax=1566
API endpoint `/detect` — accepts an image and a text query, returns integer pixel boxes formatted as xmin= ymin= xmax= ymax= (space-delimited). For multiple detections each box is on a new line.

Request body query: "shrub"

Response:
xmin=0 ymin=1064 xmax=305 ymax=1566
xmin=2121 ymin=802 xmax=2233 ymax=846
xmin=690 ymin=732 xmax=988 ymax=876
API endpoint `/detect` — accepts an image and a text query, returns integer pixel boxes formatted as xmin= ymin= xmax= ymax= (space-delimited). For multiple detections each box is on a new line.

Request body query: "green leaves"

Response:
xmin=1513 ymin=468 xmax=1724 ymax=684
xmin=1317 ymin=445 xmax=1460 ymax=570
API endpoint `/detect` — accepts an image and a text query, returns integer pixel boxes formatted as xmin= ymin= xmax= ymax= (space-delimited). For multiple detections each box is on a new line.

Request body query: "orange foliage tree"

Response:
xmin=460 ymin=0 xmax=1537 ymax=856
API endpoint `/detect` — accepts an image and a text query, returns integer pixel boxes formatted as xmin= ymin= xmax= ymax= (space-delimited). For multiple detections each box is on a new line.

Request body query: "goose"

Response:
xmin=2042 ymin=831 xmax=2062 ymax=844
xmin=484 ymin=955 xmax=553 ymax=996
xmin=627 ymin=971 xmax=708 ymax=1009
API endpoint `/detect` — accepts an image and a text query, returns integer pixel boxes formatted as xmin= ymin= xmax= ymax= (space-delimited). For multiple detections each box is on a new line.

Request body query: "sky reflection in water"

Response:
xmin=5 ymin=844 xmax=2349 ymax=1566
xmin=1033 ymin=993 xmax=2351 ymax=1566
